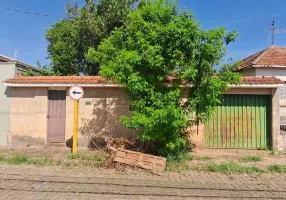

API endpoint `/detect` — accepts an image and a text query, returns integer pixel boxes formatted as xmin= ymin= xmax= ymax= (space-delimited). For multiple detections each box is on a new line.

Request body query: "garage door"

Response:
xmin=205 ymin=95 xmax=271 ymax=148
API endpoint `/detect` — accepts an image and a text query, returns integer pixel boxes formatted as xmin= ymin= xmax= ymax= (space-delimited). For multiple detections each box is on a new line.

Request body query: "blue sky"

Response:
xmin=0 ymin=0 xmax=286 ymax=67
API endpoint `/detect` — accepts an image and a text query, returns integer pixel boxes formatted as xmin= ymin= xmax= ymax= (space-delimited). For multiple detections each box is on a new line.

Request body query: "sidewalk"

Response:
xmin=0 ymin=164 xmax=285 ymax=199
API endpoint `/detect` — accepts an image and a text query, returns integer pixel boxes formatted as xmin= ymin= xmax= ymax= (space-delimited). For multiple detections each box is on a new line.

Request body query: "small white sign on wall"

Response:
xmin=69 ymin=86 xmax=84 ymax=100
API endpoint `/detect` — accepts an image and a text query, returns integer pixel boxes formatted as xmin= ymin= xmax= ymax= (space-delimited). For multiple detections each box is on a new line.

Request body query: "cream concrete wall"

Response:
xmin=256 ymin=67 xmax=286 ymax=77
xmin=9 ymin=87 xmax=48 ymax=146
xmin=8 ymin=86 xmax=282 ymax=151
xmin=240 ymin=68 xmax=256 ymax=76
xmin=241 ymin=67 xmax=286 ymax=79
xmin=65 ymin=87 xmax=136 ymax=147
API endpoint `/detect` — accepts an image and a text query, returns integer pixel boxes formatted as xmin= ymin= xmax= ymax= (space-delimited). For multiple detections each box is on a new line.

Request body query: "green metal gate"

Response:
xmin=205 ymin=95 xmax=271 ymax=148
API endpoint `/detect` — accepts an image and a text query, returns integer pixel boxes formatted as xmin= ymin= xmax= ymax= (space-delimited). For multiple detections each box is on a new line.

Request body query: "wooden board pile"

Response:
xmin=108 ymin=146 xmax=166 ymax=172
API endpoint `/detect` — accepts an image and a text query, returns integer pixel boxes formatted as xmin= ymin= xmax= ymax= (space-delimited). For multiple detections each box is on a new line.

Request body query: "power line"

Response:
xmin=0 ymin=6 xmax=60 ymax=19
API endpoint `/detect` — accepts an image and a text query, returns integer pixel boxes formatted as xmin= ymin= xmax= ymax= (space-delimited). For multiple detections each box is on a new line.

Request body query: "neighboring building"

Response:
xmin=238 ymin=45 xmax=286 ymax=81
xmin=238 ymin=45 xmax=286 ymax=150
xmin=3 ymin=76 xmax=286 ymax=151
xmin=0 ymin=55 xmax=39 ymax=146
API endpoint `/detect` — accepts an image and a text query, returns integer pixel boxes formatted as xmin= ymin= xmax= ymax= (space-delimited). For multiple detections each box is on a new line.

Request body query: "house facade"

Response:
xmin=4 ymin=76 xmax=285 ymax=151
xmin=238 ymin=45 xmax=286 ymax=151
xmin=0 ymin=55 xmax=38 ymax=146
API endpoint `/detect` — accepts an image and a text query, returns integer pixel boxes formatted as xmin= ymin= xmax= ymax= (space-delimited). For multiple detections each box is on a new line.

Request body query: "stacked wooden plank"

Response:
xmin=113 ymin=148 xmax=166 ymax=172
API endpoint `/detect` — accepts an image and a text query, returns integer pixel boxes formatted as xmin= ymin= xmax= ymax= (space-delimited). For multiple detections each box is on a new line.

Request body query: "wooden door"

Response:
xmin=205 ymin=95 xmax=271 ymax=149
xmin=47 ymin=90 xmax=66 ymax=143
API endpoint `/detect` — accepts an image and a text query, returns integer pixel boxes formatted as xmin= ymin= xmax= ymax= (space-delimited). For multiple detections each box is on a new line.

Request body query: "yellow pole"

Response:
xmin=73 ymin=100 xmax=79 ymax=154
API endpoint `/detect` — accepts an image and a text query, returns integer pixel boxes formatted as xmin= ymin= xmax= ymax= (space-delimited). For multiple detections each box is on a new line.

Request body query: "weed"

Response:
xmin=68 ymin=153 xmax=81 ymax=160
xmin=7 ymin=155 xmax=29 ymax=165
xmin=269 ymin=150 xmax=276 ymax=156
xmin=0 ymin=154 xmax=5 ymax=162
xmin=240 ymin=155 xmax=261 ymax=163
xmin=268 ymin=165 xmax=286 ymax=173
xmin=166 ymin=162 xmax=191 ymax=172
xmin=196 ymin=156 xmax=213 ymax=161
xmin=79 ymin=152 xmax=109 ymax=162
xmin=28 ymin=157 xmax=53 ymax=166
xmin=167 ymin=153 xmax=193 ymax=163
xmin=203 ymin=162 xmax=265 ymax=174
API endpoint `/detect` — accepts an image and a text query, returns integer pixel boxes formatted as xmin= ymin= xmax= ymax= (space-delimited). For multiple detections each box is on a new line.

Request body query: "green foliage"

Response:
xmin=87 ymin=0 xmax=240 ymax=157
xmin=24 ymin=61 xmax=61 ymax=76
xmin=203 ymin=162 xmax=265 ymax=174
xmin=46 ymin=0 xmax=138 ymax=75
xmin=240 ymin=155 xmax=262 ymax=163
xmin=268 ymin=164 xmax=286 ymax=173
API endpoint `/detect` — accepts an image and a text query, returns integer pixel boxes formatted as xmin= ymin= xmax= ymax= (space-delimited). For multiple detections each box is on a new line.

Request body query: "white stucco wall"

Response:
xmin=256 ymin=68 xmax=286 ymax=81
xmin=0 ymin=63 xmax=15 ymax=146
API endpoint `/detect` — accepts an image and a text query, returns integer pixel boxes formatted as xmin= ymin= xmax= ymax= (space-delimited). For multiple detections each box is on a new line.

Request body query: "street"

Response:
xmin=0 ymin=165 xmax=285 ymax=200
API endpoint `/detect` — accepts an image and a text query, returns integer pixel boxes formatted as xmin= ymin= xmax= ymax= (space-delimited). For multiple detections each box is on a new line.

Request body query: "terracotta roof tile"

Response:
xmin=241 ymin=76 xmax=284 ymax=85
xmin=239 ymin=45 xmax=286 ymax=70
xmin=3 ymin=76 xmax=284 ymax=85
xmin=4 ymin=76 xmax=109 ymax=84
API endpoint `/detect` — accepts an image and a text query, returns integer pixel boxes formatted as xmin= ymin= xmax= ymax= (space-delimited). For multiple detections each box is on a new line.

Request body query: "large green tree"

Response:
xmin=87 ymin=0 xmax=240 ymax=157
xmin=46 ymin=0 xmax=138 ymax=75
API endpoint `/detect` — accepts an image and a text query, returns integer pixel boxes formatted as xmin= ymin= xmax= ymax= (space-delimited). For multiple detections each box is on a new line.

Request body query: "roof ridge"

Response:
xmin=252 ymin=46 xmax=273 ymax=65
xmin=270 ymin=44 xmax=286 ymax=50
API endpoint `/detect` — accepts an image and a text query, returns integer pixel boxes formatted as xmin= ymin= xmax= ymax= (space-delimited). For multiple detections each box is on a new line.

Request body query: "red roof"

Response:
xmin=4 ymin=76 xmax=108 ymax=84
xmin=3 ymin=76 xmax=284 ymax=85
xmin=239 ymin=45 xmax=286 ymax=70
xmin=241 ymin=76 xmax=283 ymax=84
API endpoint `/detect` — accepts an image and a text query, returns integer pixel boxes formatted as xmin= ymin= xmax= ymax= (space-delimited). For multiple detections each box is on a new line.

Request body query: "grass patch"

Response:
xmin=7 ymin=155 xmax=29 ymax=165
xmin=268 ymin=165 xmax=286 ymax=173
xmin=28 ymin=157 xmax=53 ymax=166
xmin=67 ymin=151 xmax=111 ymax=168
xmin=196 ymin=156 xmax=213 ymax=161
xmin=240 ymin=155 xmax=261 ymax=163
xmin=167 ymin=153 xmax=193 ymax=163
xmin=166 ymin=162 xmax=191 ymax=172
xmin=0 ymin=154 xmax=5 ymax=162
xmin=68 ymin=153 xmax=81 ymax=160
xmin=165 ymin=153 xmax=193 ymax=172
xmin=203 ymin=162 xmax=265 ymax=174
